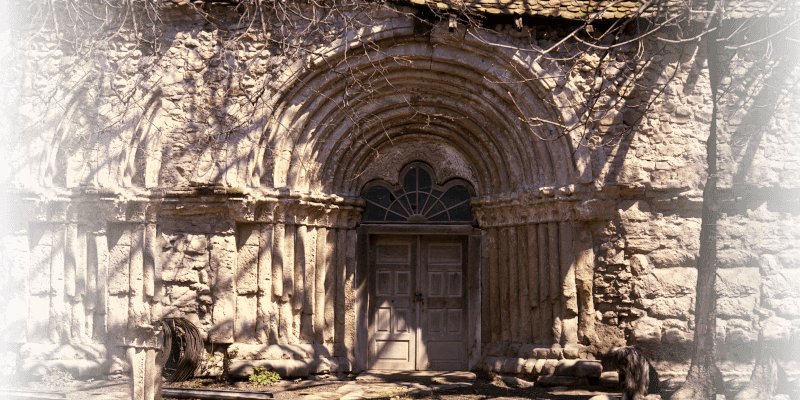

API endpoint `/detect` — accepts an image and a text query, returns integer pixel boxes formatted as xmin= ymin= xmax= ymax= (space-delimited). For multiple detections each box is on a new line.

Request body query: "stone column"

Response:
xmin=28 ymin=224 xmax=52 ymax=343
xmin=573 ymin=224 xmax=596 ymax=344
xmin=516 ymin=226 xmax=532 ymax=343
xmin=538 ymin=223 xmax=553 ymax=345
xmin=499 ymin=227 xmax=511 ymax=342
xmin=548 ymin=222 xmax=561 ymax=344
xmin=487 ymin=227 xmax=501 ymax=344
xmin=93 ymin=232 xmax=109 ymax=342
xmin=235 ymin=225 xmax=259 ymax=344
xmin=0 ymin=219 xmax=31 ymax=343
xmin=526 ymin=224 xmax=540 ymax=343
xmin=322 ymin=226 xmax=337 ymax=344
xmin=126 ymin=325 xmax=164 ymax=400
xmin=51 ymin=222 xmax=67 ymax=343
xmin=129 ymin=224 xmax=146 ymax=333
xmin=559 ymin=221 xmax=579 ymax=346
xmin=257 ymin=223 xmax=274 ymax=344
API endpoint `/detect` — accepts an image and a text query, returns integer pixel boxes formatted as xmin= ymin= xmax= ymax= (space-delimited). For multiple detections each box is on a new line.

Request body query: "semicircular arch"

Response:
xmin=250 ymin=22 xmax=590 ymax=197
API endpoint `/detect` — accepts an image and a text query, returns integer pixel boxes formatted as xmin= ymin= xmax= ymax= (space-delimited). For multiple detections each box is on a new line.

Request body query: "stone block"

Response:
xmin=534 ymin=358 xmax=546 ymax=374
xmin=762 ymin=269 xmax=800 ymax=299
xmin=532 ymin=347 xmax=549 ymax=359
xmin=626 ymin=237 xmax=661 ymax=254
xmin=236 ymin=245 xmax=259 ymax=294
xmin=208 ymin=235 xmax=236 ymax=343
xmin=600 ymin=371 xmax=620 ymax=387
xmin=500 ymin=375 xmax=534 ymax=388
xmin=717 ymin=295 xmax=757 ymax=319
xmin=555 ymin=359 xmax=578 ymax=376
xmin=717 ymin=249 xmax=759 ymax=269
xmin=575 ymin=361 xmax=603 ymax=377
xmin=767 ymin=298 xmax=800 ymax=318
xmin=760 ymin=317 xmax=791 ymax=342
xmin=185 ymin=234 xmax=209 ymax=255
xmin=631 ymin=254 xmax=651 ymax=276
xmin=664 ymin=328 xmax=688 ymax=344
xmin=542 ymin=359 xmax=558 ymax=375
xmin=500 ymin=357 xmax=519 ymax=374
xmin=634 ymin=268 xmax=697 ymax=298
xmin=632 ymin=317 xmax=662 ymax=344
xmin=563 ymin=345 xmax=581 ymax=359
xmin=648 ymin=249 xmax=696 ymax=269
xmin=777 ymin=248 xmax=800 ymax=268
xmin=724 ymin=326 xmax=756 ymax=346
xmin=523 ymin=358 xmax=537 ymax=374
xmin=229 ymin=359 xmax=309 ymax=379
xmin=716 ymin=268 xmax=760 ymax=298
xmin=307 ymin=357 xmax=339 ymax=374
xmin=758 ymin=254 xmax=782 ymax=276
xmin=639 ymin=296 xmax=694 ymax=320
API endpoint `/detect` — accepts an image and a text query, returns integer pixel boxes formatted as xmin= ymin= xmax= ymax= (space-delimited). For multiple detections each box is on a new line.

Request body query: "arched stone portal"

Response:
xmin=358 ymin=162 xmax=479 ymax=370
xmin=247 ymin=26 xmax=598 ymax=371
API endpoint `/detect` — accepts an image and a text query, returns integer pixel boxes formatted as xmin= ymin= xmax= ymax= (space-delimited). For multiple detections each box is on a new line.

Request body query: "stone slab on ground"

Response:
xmin=354 ymin=371 xmax=476 ymax=383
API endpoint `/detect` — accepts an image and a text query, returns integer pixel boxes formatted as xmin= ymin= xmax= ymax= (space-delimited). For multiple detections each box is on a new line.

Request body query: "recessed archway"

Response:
xmin=250 ymin=23 xmax=592 ymax=197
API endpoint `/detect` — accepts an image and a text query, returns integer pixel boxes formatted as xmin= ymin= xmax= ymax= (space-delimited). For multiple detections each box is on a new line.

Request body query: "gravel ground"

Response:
xmin=1 ymin=370 xmax=638 ymax=400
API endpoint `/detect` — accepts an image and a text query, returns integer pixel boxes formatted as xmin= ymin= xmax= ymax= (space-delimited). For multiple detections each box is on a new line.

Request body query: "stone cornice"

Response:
xmin=12 ymin=190 xmax=364 ymax=229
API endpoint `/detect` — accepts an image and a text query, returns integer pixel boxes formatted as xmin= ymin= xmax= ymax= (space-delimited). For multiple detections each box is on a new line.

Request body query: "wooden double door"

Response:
xmin=368 ymin=234 xmax=468 ymax=370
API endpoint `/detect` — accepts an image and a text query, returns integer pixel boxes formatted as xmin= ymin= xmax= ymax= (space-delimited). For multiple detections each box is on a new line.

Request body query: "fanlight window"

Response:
xmin=362 ymin=162 xmax=474 ymax=224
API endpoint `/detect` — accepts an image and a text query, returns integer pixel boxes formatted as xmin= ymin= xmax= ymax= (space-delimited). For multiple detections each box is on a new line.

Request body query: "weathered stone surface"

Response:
xmin=632 ymin=317 xmax=662 ymax=344
xmin=758 ymin=254 xmax=782 ymax=276
xmin=499 ymin=375 xmax=534 ymax=388
xmin=648 ymin=249 xmax=696 ymax=269
xmin=208 ymin=235 xmax=236 ymax=343
xmin=229 ymin=359 xmax=309 ymax=378
xmin=717 ymin=268 xmax=761 ymax=298
xmin=229 ymin=343 xmax=336 ymax=360
xmin=575 ymin=361 xmax=603 ymax=377
xmin=3 ymin=3 xmax=799 ymax=388
xmin=760 ymin=317 xmax=791 ymax=342
xmin=631 ymin=254 xmax=651 ymax=276
xmin=555 ymin=359 xmax=578 ymax=375
xmin=717 ymin=295 xmax=758 ymax=319
xmin=634 ymin=268 xmax=697 ymax=298
xmin=638 ymin=296 xmax=694 ymax=320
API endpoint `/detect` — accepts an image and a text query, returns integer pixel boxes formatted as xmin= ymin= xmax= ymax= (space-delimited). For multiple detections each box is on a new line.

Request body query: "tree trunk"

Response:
xmin=733 ymin=338 xmax=780 ymax=400
xmin=670 ymin=3 xmax=721 ymax=399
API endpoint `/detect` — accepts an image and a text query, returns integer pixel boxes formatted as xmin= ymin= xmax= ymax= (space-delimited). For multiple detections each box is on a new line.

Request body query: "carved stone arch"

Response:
xmin=43 ymin=85 xmax=91 ymax=189
xmin=125 ymin=90 xmax=165 ymax=188
xmin=250 ymin=19 xmax=592 ymax=196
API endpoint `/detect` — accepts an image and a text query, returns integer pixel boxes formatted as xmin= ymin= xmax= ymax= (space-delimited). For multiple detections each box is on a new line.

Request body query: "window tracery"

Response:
xmin=362 ymin=162 xmax=474 ymax=224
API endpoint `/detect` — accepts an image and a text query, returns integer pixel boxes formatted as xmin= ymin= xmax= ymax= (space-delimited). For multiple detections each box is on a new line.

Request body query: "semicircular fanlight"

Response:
xmin=362 ymin=162 xmax=474 ymax=224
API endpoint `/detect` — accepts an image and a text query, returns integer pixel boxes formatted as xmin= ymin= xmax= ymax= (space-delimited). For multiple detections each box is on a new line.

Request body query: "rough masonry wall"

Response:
xmin=1 ymin=0 xmax=797 ymax=385
xmin=712 ymin=26 xmax=800 ymax=385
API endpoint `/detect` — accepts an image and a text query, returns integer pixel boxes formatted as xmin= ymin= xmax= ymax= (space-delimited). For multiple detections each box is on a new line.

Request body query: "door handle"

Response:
xmin=414 ymin=293 xmax=423 ymax=302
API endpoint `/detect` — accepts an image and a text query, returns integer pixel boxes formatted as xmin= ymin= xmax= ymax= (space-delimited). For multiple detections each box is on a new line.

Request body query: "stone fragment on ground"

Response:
xmin=499 ymin=375 xmax=535 ymax=388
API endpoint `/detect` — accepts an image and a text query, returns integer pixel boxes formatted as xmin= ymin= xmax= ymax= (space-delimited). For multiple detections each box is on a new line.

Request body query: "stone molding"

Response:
xmin=15 ymin=191 xmax=364 ymax=229
xmin=472 ymin=187 xmax=580 ymax=227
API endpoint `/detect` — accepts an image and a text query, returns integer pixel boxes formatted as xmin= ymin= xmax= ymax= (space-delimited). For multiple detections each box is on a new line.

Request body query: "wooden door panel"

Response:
xmin=370 ymin=236 xmax=416 ymax=370
xmin=369 ymin=234 xmax=469 ymax=371
xmin=420 ymin=236 xmax=468 ymax=370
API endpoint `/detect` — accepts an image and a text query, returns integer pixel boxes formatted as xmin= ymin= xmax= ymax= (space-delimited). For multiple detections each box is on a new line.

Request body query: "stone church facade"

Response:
xmin=0 ymin=0 xmax=798 ymax=394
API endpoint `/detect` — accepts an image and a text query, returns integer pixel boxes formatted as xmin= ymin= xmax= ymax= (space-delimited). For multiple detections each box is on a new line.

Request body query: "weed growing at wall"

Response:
xmin=249 ymin=367 xmax=281 ymax=387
